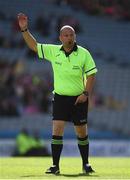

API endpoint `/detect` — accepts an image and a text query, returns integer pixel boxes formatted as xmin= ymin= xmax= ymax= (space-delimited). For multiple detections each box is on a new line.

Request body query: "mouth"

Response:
xmin=68 ymin=41 xmax=72 ymax=45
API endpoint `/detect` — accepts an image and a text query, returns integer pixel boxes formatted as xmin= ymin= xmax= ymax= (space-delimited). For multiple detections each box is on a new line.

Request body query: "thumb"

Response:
xmin=75 ymin=97 xmax=79 ymax=105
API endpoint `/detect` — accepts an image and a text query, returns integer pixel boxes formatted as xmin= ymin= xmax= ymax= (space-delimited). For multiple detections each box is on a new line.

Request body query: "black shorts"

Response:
xmin=52 ymin=93 xmax=88 ymax=125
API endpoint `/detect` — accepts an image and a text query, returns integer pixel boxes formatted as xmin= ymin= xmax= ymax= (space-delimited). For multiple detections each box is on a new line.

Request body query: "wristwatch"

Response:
xmin=21 ymin=28 xmax=28 ymax=32
xmin=83 ymin=91 xmax=89 ymax=97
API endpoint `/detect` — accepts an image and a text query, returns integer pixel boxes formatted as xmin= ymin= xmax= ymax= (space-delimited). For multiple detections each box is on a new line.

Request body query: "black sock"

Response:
xmin=51 ymin=135 xmax=63 ymax=168
xmin=77 ymin=135 xmax=89 ymax=166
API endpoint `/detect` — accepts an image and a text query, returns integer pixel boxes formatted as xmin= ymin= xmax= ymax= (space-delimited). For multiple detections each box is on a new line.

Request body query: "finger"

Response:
xmin=75 ymin=98 xmax=79 ymax=105
xmin=18 ymin=15 xmax=26 ymax=20
xmin=17 ymin=13 xmax=27 ymax=20
xmin=74 ymin=101 xmax=78 ymax=105
xmin=18 ymin=13 xmax=25 ymax=17
xmin=74 ymin=100 xmax=77 ymax=105
xmin=17 ymin=13 xmax=23 ymax=19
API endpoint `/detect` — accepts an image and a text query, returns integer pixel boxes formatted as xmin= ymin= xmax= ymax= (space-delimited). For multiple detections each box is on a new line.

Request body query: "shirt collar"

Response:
xmin=60 ymin=43 xmax=78 ymax=57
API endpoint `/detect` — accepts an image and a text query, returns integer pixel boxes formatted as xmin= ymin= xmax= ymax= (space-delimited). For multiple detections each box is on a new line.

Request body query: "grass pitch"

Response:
xmin=0 ymin=157 xmax=130 ymax=179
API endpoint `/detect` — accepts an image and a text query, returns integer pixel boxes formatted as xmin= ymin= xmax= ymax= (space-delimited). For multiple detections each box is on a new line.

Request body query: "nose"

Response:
xmin=68 ymin=36 xmax=73 ymax=41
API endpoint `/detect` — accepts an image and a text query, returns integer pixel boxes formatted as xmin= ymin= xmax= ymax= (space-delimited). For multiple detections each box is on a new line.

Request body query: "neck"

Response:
xmin=64 ymin=47 xmax=72 ymax=52
xmin=63 ymin=44 xmax=75 ymax=52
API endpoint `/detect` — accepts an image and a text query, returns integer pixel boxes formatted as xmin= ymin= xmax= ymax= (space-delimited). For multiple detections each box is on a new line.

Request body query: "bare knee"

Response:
xmin=52 ymin=120 xmax=65 ymax=136
xmin=74 ymin=124 xmax=88 ymax=138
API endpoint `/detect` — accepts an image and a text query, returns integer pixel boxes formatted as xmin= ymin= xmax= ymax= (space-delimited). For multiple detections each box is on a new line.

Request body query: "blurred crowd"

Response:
xmin=0 ymin=1 xmax=82 ymax=117
xmin=0 ymin=11 xmax=81 ymax=56
xmin=56 ymin=0 xmax=130 ymax=21
xmin=0 ymin=58 xmax=127 ymax=117
xmin=0 ymin=60 xmax=52 ymax=117
xmin=13 ymin=128 xmax=50 ymax=157
xmin=0 ymin=0 xmax=129 ymax=117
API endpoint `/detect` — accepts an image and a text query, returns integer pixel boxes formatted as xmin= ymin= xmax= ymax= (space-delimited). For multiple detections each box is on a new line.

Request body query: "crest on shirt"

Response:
xmin=55 ymin=61 xmax=62 ymax=65
xmin=72 ymin=65 xmax=80 ymax=70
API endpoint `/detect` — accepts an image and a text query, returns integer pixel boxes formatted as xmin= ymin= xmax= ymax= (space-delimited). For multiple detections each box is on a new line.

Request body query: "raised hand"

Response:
xmin=17 ymin=13 xmax=28 ymax=30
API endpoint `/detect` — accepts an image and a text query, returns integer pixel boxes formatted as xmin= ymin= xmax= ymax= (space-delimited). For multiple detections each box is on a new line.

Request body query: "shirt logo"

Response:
xmin=55 ymin=61 xmax=62 ymax=65
xmin=72 ymin=65 xmax=80 ymax=70
xmin=80 ymin=119 xmax=87 ymax=123
xmin=56 ymin=54 xmax=60 ymax=57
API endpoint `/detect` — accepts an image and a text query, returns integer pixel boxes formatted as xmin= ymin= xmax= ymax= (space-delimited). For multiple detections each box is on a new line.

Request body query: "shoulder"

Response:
xmin=43 ymin=44 xmax=61 ymax=49
xmin=38 ymin=43 xmax=61 ymax=50
xmin=44 ymin=44 xmax=61 ymax=48
xmin=77 ymin=45 xmax=90 ymax=54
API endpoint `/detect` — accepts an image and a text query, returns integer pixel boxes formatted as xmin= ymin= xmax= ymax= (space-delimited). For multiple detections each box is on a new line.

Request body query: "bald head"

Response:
xmin=59 ymin=25 xmax=76 ymax=49
xmin=60 ymin=25 xmax=75 ymax=34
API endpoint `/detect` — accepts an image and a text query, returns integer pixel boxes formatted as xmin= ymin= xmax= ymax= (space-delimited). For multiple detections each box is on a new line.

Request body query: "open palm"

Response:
xmin=17 ymin=13 xmax=28 ymax=29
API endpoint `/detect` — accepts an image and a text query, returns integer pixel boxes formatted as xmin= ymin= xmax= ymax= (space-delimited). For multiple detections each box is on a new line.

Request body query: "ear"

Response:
xmin=74 ymin=34 xmax=76 ymax=41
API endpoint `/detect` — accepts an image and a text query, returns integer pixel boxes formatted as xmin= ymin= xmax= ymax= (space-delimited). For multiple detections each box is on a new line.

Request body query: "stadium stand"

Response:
xmin=0 ymin=0 xmax=130 ymax=141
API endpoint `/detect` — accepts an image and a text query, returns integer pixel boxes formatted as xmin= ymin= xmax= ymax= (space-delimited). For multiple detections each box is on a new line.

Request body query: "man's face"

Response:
xmin=59 ymin=28 xmax=76 ymax=48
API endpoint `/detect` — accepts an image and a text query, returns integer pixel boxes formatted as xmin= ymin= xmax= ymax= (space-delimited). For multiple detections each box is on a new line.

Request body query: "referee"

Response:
xmin=18 ymin=13 xmax=98 ymax=175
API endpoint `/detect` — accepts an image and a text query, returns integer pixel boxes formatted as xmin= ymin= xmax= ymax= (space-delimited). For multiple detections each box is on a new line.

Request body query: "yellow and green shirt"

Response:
xmin=37 ymin=43 xmax=97 ymax=96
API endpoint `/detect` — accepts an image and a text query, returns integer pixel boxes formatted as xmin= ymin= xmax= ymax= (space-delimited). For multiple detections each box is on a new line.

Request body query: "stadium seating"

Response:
xmin=0 ymin=0 xmax=130 ymax=139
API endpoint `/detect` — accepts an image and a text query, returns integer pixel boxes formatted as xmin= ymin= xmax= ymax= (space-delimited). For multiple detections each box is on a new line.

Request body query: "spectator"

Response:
xmin=13 ymin=128 xmax=50 ymax=157
xmin=57 ymin=15 xmax=81 ymax=33
xmin=34 ymin=15 xmax=51 ymax=37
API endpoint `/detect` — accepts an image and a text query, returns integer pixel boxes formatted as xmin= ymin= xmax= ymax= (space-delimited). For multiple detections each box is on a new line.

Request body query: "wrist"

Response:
xmin=21 ymin=28 xmax=28 ymax=32
xmin=83 ymin=91 xmax=89 ymax=97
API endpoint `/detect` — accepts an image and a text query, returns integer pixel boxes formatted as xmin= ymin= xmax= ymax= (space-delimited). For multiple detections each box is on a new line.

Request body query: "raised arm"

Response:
xmin=17 ymin=13 xmax=37 ymax=52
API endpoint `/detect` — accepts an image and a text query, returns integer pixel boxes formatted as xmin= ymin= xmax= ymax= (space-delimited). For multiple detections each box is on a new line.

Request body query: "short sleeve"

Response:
xmin=37 ymin=43 xmax=54 ymax=62
xmin=84 ymin=51 xmax=98 ymax=76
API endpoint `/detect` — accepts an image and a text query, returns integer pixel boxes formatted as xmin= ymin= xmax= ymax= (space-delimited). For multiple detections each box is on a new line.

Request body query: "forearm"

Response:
xmin=21 ymin=29 xmax=37 ymax=52
xmin=18 ymin=13 xmax=37 ymax=52
xmin=85 ymin=74 xmax=96 ymax=95
xmin=75 ymin=74 xmax=96 ymax=105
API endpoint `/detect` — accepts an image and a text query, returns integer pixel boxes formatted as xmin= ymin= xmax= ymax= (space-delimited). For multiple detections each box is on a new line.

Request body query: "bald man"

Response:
xmin=18 ymin=13 xmax=97 ymax=175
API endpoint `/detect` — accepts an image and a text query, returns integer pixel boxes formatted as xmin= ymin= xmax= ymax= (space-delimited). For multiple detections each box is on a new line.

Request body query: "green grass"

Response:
xmin=0 ymin=157 xmax=130 ymax=179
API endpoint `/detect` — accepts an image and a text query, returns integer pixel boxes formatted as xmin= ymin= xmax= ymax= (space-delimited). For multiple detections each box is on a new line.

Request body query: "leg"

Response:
xmin=46 ymin=93 xmax=70 ymax=174
xmin=52 ymin=120 xmax=65 ymax=136
xmin=74 ymin=123 xmax=88 ymax=138
xmin=52 ymin=120 xmax=65 ymax=167
xmin=46 ymin=120 xmax=65 ymax=174
xmin=74 ymin=123 xmax=89 ymax=164
xmin=74 ymin=124 xmax=94 ymax=173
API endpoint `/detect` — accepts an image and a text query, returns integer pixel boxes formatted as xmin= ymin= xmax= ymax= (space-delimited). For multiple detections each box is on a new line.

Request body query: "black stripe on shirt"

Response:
xmin=85 ymin=67 xmax=96 ymax=74
xmin=41 ymin=44 xmax=44 ymax=58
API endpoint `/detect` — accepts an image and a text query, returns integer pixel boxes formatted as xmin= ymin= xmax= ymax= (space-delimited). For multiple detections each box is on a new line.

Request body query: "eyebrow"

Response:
xmin=60 ymin=31 xmax=75 ymax=36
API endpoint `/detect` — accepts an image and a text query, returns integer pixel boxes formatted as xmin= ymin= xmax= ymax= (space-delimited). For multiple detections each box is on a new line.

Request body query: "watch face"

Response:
xmin=83 ymin=91 xmax=89 ymax=96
